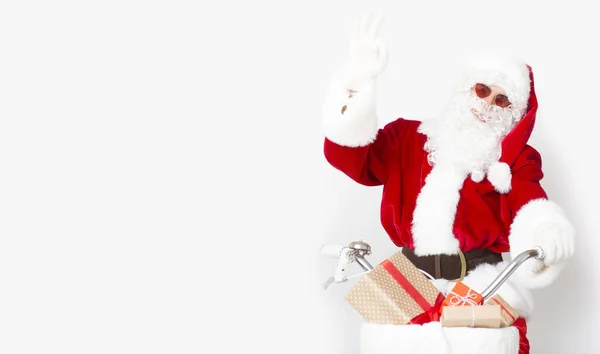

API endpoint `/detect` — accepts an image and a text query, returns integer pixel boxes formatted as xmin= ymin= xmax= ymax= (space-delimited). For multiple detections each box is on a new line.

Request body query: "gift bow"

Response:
xmin=408 ymin=293 xmax=445 ymax=325
xmin=448 ymin=289 xmax=480 ymax=306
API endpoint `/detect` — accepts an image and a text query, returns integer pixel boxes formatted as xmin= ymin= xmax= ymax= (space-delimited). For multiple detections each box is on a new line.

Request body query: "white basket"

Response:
xmin=360 ymin=322 xmax=519 ymax=354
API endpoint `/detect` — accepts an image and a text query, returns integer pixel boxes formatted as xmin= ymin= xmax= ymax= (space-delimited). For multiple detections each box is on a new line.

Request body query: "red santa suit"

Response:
xmin=322 ymin=56 xmax=575 ymax=354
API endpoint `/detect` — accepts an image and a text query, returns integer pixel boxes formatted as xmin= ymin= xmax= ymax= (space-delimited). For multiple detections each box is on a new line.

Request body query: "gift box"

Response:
xmin=345 ymin=251 xmax=443 ymax=324
xmin=484 ymin=295 xmax=519 ymax=327
xmin=441 ymin=304 xmax=502 ymax=328
xmin=442 ymin=281 xmax=483 ymax=307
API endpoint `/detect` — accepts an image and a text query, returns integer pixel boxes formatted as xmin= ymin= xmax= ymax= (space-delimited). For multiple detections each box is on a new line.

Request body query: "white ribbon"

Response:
xmin=448 ymin=288 xmax=479 ymax=306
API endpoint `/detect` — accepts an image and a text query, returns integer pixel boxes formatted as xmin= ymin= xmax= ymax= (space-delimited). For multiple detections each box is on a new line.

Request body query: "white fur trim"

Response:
xmin=508 ymin=199 xmax=575 ymax=289
xmin=487 ymin=162 xmax=512 ymax=193
xmin=458 ymin=52 xmax=531 ymax=120
xmin=321 ymin=67 xmax=379 ymax=147
xmin=471 ymin=169 xmax=485 ymax=183
xmin=411 ymin=164 xmax=465 ymax=256
xmin=360 ymin=321 xmax=519 ymax=354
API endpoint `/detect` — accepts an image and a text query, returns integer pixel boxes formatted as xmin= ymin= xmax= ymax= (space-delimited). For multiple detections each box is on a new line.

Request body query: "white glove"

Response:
xmin=508 ymin=199 xmax=575 ymax=289
xmin=534 ymin=222 xmax=575 ymax=267
xmin=338 ymin=13 xmax=389 ymax=90
xmin=322 ymin=14 xmax=388 ymax=147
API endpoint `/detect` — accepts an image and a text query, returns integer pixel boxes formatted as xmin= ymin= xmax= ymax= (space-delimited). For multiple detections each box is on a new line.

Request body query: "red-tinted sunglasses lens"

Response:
xmin=495 ymin=94 xmax=511 ymax=108
xmin=474 ymin=83 xmax=491 ymax=98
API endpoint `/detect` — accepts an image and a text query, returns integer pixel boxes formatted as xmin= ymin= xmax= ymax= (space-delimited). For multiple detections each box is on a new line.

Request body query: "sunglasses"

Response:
xmin=473 ymin=83 xmax=511 ymax=108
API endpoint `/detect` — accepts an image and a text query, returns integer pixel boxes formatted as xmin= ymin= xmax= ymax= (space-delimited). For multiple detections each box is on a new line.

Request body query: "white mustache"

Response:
xmin=471 ymin=108 xmax=488 ymax=122
xmin=464 ymin=94 xmax=515 ymax=134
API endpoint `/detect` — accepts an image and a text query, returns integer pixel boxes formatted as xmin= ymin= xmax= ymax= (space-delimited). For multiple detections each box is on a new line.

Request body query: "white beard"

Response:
xmin=420 ymin=90 xmax=517 ymax=181
xmin=411 ymin=90 xmax=520 ymax=256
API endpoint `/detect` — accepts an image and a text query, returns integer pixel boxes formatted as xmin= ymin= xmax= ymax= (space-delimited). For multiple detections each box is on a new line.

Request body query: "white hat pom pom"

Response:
xmin=488 ymin=162 xmax=512 ymax=193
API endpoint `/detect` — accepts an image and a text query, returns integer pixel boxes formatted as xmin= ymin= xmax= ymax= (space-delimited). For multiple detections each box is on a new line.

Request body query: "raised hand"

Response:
xmin=342 ymin=13 xmax=389 ymax=89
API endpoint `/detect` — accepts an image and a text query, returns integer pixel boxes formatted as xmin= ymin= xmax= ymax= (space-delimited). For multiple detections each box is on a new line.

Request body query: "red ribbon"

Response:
xmin=491 ymin=298 xmax=516 ymax=322
xmin=382 ymin=260 xmax=431 ymax=311
xmin=381 ymin=259 xmax=445 ymax=324
xmin=409 ymin=293 xmax=445 ymax=324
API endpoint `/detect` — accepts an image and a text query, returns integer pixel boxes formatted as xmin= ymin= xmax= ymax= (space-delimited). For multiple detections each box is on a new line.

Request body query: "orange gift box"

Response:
xmin=442 ymin=281 xmax=483 ymax=307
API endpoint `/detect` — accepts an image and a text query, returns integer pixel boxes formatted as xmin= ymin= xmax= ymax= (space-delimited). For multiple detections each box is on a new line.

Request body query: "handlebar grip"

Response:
xmin=320 ymin=244 xmax=344 ymax=258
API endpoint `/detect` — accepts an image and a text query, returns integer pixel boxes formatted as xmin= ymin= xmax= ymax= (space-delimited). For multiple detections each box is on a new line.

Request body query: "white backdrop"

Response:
xmin=0 ymin=1 xmax=598 ymax=353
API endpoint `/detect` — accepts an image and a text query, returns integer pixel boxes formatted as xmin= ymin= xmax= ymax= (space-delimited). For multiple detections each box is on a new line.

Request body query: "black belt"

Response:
xmin=401 ymin=247 xmax=503 ymax=280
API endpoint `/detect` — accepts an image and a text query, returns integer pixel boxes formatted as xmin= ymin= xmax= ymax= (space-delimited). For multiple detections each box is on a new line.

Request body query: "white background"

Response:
xmin=0 ymin=1 xmax=597 ymax=353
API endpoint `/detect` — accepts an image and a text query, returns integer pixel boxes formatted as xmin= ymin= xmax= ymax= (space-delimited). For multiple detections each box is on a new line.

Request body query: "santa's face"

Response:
xmin=473 ymin=83 xmax=510 ymax=108
xmin=453 ymin=82 xmax=518 ymax=139
xmin=422 ymin=81 xmax=520 ymax=175
xmin=471 ymin=83 xmax=510 ymax=121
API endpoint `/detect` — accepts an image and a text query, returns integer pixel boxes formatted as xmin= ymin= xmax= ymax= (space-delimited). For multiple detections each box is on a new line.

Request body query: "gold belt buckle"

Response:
xmin=457 ymin=250 xmax=467 ymax=281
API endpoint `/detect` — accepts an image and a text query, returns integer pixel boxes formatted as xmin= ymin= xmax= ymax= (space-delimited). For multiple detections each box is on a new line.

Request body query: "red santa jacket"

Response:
xmin=323 ymin=67 xmax=548 ymax=256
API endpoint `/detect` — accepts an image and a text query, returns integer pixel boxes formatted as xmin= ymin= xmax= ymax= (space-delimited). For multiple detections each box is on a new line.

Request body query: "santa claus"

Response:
xmin=322 ymin=14 xmax=575 ymax=354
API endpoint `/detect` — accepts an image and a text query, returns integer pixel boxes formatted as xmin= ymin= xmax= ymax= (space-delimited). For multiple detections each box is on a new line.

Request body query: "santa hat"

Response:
xmin=458 ymin=53 xmax=537 ymax=194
